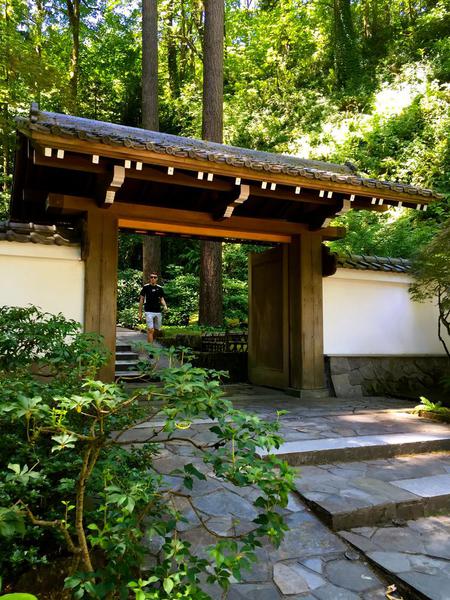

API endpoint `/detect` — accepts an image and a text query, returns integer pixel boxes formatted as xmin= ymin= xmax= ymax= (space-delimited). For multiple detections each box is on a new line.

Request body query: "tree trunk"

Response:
xmin=142 ymin=0 xmax=159 ymax=131
xmin=199 ymin=0 xmax=224 ymax=326
xmin=66 ymin=0 xmax=80 ymax=112
xmin=141 ymin=0 xmax=161 ymax=282
xmin=199 ymin=240 xmax=223 ymax=325
xmin=143 ymin=235 xmax=161 ymax=282
xmin=201 ymin=0 xmax=224 ymax=142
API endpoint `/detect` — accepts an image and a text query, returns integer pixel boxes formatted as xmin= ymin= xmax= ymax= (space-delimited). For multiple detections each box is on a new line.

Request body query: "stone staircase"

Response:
xmin=260 ymin=415 xmax=450 ymax=599
xmin=115 ymin=342 xmax=143 ymax=379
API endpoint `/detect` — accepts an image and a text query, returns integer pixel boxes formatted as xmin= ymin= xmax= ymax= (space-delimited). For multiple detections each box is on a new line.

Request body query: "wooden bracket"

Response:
xmin=216 ymin=184 xmax=250 ymax=220
xmin=98 ymin=165 xmax=126 ymax=207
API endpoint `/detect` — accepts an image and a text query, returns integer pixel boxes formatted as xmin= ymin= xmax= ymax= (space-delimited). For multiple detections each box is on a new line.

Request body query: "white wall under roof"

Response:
xmin=323 ymin=268 xmax=447 ymax=355
xmin=0 ymin=242 xmax=84 ymax=325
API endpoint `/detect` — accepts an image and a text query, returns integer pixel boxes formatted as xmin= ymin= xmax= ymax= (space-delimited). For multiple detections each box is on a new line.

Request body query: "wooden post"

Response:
xmin=83 ymin=210 xmax=118 ymax=381
xmin=288 ymin=233 xmax=328 ymax=397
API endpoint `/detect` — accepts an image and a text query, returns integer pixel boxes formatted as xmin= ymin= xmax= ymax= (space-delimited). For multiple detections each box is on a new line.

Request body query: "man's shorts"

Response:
xmin=145 ymin=312 xmax=162 ymax=330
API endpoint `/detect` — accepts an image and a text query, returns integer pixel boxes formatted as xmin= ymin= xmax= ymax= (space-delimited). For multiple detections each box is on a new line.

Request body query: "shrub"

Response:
xmin=117 ymin=269 xmax=143 ymax=312
xmin=223 ymin=278 xmax=248 ymax=324
xmin=0 ymin=307 xmax=294 ymax=598
xmin=0 ymin=305 xmax=108 ymax=380
xmin=163 ymin=267 xmax=199 ymax=326
xmin=117 ymin=306 xmax=141 ymax=329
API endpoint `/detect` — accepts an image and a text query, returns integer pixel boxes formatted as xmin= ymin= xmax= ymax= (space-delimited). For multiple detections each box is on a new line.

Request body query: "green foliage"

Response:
xmin=0 ymin=306 xmax=293 ymax=598
xmin=413 ymin=396 xmax=450 ymax=422
xmin=223 ymin=278 xmax=248 ymax=324
xmin=0 ymin=305 xmax=108 ymax=378
xmin=329 ymin=209 xmax=439 ymax=258
xmin=410 ymin=218 xmax=450 ymax=358
xmin=0 ymin=595 xmax=38 ymax=600
xmin=117 ymin=269 xmax=143 ymax=312
xmin=163 ymin=266 xmax=199 ymax=326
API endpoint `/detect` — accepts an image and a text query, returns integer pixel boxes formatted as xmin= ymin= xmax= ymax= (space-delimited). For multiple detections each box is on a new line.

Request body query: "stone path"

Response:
xmin=340 ymin=517 xmax=450 ymax=600
xmin=120 ymin=380 xmax=450 ymax=598
xmin=294 ymin=453 xmax=450 ymax=530
xmin=147 ymin=443 xmax=390 ymax=600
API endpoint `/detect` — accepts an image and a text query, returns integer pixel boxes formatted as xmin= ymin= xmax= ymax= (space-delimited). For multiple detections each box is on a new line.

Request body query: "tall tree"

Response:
xmin=199 ymin=0 xmax=224 ymax=326
xmin=333 ymin=0 xmax=362 ymax=90
xmin=142 ymin=0 xmax=161 ymax=281
xmin=65 ymin=0 xmax=81 ymax=111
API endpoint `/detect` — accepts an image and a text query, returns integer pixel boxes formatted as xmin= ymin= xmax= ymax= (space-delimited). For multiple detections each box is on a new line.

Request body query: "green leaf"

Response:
xmin=0 ymin=508 xmax=26 ymax=538
xmin=163 ymin=578 xmax=174 ymax=594
xmin=184 ymin=463 xmax=206 ymax=480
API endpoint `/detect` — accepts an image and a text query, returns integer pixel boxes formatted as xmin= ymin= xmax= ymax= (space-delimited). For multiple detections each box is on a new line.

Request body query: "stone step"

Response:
xmin=294 ymin=452 xmax=450 ymax=530
xmin=116 ymin=360 xmax=141 ymax=370
xmin=116 ymin=351 xmax=139 ymax=360
xmin=263 ymin=432 xmax=450 ymax=466
xmin=116 ymin=343 xmax=134 ymax=353
xmin=340 ymin=516 xmax=450 ymax=600
xmin=115 ymin=370 xmax=146 ymax=379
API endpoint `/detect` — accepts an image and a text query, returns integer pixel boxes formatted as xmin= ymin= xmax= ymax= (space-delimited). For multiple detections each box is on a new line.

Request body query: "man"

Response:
xmin=138 ymin=272 xmax=168 ymax=344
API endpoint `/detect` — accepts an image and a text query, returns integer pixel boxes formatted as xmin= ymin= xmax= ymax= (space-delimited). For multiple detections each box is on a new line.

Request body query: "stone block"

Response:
xmin=332 ymin=373 xmax=363 ymax=398
xmin=329 ymin=357 xmax=351 ymax=375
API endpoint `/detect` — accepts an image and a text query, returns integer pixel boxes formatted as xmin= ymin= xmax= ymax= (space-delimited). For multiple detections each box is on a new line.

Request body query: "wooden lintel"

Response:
xmin=45 ymin=193 xmax=346 ymax=240
xmin=30 ymin=132 xmax=433 ymax=206
xmin=118 ymin=218 xmax=292 ymax=243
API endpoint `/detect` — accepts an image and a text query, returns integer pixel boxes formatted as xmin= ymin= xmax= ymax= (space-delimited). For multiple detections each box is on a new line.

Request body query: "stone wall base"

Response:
xmin=327 ymin=355 xmax=449 ymax=400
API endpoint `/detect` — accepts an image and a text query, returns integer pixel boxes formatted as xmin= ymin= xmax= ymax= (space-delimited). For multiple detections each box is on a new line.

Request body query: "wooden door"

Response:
xmin=248 ymin=246 xmax=289 ymax=388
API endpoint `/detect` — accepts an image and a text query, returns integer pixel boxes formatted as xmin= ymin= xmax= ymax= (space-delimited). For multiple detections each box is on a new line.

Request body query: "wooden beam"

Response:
xmin=45 ymin=193 xmax=346 ymax=240
xmin=30 ymin=132 xmax=433 ymax=205
xmin=33 ymin=147 xmax=348 ymax=207
xmin=118 ymin=217 xmax=291 ymax=243
xmin=288 ymin=234 xmax=326 ymax=392
xmin=83 ymin=211 xmax=118 ymax=381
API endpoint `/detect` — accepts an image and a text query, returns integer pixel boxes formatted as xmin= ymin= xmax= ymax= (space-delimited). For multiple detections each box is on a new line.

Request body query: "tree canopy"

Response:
xmin=1 ymin=0 xmax=449 ymax=253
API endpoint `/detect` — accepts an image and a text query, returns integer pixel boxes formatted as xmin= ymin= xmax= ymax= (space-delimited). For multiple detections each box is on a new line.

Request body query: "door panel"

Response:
xmin=248 ymin=246 xmax=289 ymax=388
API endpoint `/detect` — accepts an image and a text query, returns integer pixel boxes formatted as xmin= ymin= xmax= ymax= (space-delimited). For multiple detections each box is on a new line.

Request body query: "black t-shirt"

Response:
xmin=140 ymin=284 xmax=165 ymax=312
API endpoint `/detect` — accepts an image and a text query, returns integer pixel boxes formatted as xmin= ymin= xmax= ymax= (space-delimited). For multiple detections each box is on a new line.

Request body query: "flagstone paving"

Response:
xmin=293 ymin=453 xmax=450 ymax=530
xmin=123 ymin=383 xmax=450 ymax=599
xmin=340 ymin=516 xmax=450 ymax=600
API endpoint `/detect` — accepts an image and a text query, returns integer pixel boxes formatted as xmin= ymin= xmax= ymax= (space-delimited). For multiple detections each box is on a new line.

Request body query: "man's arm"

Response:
xmin=160 ymin=289 xmax=168 ymax=311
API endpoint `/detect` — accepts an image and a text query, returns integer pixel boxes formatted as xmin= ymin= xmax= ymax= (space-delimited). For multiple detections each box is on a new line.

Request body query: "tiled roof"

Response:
xmin=16 ymin=105 xmax=443 ymax=201
xmin=336 ymin=252 xmax=411 ymax=272
xmin=0 ymin=221 xmax=80 ymax=246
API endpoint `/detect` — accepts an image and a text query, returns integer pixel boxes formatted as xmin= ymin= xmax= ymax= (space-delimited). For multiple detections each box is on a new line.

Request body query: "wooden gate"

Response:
xmin=248 ymin=246 xmax=289 ymax=388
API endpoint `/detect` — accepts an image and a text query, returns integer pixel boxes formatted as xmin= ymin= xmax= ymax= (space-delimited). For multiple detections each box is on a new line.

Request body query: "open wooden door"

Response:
xmin=248 ymin=246 xmax=289 ymax=388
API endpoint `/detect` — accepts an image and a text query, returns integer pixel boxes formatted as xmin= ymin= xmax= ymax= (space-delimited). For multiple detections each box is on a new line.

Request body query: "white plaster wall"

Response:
xmin=0 ymin=242 xmax=84 ymax=325
xmin=323 ymin=268 xmax=447 ymax=355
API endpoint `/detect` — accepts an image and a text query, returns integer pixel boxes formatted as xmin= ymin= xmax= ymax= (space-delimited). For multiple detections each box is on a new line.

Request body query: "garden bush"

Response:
xmin=0 ymin=306 xmax=293 ymax=598
xmin=117 ymin=269 xmax=143 ymax=313
xmin=162 ymin=267 xmax=199 ymax=326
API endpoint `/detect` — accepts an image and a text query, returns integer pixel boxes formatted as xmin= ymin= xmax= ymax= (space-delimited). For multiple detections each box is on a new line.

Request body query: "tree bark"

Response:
xmin=143 ymin=235 xmax=161 ymax=282
xmin=201 ymin=0 xmax=224 ymax=142
xmin=141 ymin=0 xmax=161 ymax=281
xmin=142 ymin=0 xmax=159 ymax=131
xmin=66 ymin=0 xmax=80 ymax=112
xmin=199 ymin=240 xmax=223 ymax=325
xmin=199 ymin=0 xmax=224 ymax=326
